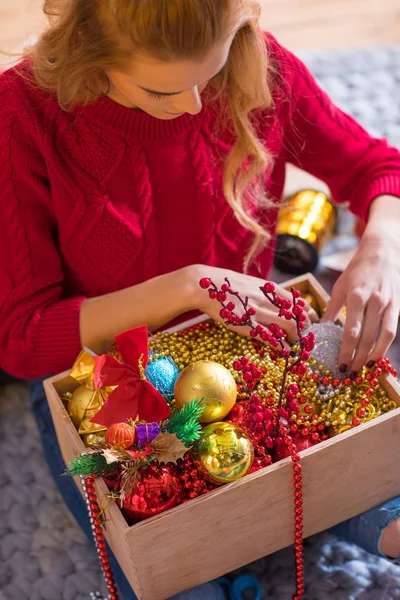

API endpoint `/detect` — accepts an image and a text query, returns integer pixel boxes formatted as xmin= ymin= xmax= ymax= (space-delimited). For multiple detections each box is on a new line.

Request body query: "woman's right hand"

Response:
xmin=185 ymin=264 xmax=318 ymax=343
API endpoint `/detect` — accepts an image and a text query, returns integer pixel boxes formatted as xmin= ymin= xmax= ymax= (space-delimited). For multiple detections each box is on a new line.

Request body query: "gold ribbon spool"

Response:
xmin=275 ymin=190 xmax=337 ymax=274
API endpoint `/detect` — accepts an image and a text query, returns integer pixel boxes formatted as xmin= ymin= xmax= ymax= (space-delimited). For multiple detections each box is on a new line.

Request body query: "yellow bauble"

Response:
xmin=82 ymin=430 xmax=107 ymax=448
xmin=194 ymin=422 xmax=254 ymax=484
xmin=174 ymin=360 xmax=237 ymax=423
xmin=67 ymin=385 xmax=98 ymax=428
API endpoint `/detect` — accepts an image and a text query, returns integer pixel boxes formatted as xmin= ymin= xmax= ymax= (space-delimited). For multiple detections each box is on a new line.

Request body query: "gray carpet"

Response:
xmin=1 ymin=46 xmax=400 ymax=600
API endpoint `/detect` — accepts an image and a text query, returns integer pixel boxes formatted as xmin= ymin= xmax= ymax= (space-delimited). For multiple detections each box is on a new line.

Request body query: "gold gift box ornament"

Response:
xmin=274 ymin=190 xmax=337 ymax=275
xmin=63 ymin=349 xmax=110 ymax=446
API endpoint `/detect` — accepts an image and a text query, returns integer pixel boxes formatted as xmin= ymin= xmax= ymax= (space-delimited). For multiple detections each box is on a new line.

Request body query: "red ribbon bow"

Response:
xmin=90 ymin=325 xmax=171 ymax=427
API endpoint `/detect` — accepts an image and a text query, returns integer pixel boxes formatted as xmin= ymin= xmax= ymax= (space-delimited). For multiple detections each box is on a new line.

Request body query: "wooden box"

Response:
xmin=44 ymin=273 xmax=400 ymax=600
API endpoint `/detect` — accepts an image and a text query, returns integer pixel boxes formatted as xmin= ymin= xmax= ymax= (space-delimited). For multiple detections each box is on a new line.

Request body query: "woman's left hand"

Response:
xmin=322 ymin=195 xmax=400 ymax=374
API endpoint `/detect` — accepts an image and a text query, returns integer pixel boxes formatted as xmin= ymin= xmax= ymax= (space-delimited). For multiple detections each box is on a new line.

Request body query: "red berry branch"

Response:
xmin=199 ymin=278 xmax=315 ymax=421
xmin=199 ymin=277 xmax=314 ymax=600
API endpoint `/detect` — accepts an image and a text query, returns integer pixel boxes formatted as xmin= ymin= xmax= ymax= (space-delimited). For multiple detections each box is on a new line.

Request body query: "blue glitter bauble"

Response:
xmin=145 ymin=356 xmax=181 ymax=402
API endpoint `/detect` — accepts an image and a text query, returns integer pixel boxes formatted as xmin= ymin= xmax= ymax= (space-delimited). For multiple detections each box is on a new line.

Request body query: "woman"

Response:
xmin=1 ymin=1 xmax=399 ymax=598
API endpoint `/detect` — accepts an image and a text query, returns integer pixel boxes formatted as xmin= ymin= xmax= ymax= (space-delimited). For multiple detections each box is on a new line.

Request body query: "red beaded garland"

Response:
xmin=82 ymin=476 xmax=118 ymax=600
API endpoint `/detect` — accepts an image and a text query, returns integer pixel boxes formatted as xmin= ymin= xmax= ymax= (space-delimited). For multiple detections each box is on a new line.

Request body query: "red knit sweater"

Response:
xmin=1 ymin=36 xmax=400 ymax=378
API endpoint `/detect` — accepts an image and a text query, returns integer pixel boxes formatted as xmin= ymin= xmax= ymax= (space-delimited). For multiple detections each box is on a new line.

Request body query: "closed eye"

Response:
xmin=145 ymin=91 xmax=169 ymax=101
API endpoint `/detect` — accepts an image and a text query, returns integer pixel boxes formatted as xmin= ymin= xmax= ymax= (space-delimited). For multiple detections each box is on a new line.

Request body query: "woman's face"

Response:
xmin=107 ymin=38 xmax=232 ymax=119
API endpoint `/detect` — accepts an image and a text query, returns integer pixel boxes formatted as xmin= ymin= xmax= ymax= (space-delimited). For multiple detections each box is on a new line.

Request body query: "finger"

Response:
xmin=338 ymin=288 xmax=368 ymax=370
xmin=367 ymin=302 xmax=399 ymax=364
xmin=322 ymin=280 xmax=346 ymax=323
xmin=349 ymin=296 xmax=386 ymax=373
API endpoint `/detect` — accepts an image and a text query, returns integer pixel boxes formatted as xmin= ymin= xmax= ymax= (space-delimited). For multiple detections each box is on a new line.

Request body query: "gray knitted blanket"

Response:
xmin=1 ymin=46 xmax=400 ymax=600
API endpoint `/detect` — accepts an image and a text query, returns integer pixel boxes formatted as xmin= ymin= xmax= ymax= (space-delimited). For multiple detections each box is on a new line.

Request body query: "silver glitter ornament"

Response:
xmin=305 ymin=321 xmax=345 ymax=380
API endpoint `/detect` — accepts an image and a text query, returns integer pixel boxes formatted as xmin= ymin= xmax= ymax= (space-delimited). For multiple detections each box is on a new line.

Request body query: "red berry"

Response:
xmin=275 ymin=296 xmax=284 ymax=306
xmin=208 ymin=290 xmax=216 ymax=299
xmin=227 ymin=301 xmax=235 ymax=311
xmin=263 ymin=282 xmax=275 ymax=293
xmin=293 ymin=305 xmax=303 ymax=317
xmin=300 ymin=350 xmax=310 ymax=361
xmin=297 ymin=363 xmax=308 ymax=376
xmin=352 ymin=417 xmax=361 ymax=426
xmin=233 ymin=360 xmax=242 ymax=371
xmin=280 ymin=348 xmax=289 ymax=358
xmin=292 ymin=289 xmax=301 ymax=299
xmin=243 ymin=371 xmax=253 ymax=382
xmin=250 ymin=330 xmax=258 ymax=338
xmin=356 ymin=407 xmax=366 ymax=418
xmin=221 ymin=283 xmax=230 ymax=292
xmin=199 ymin=277 xmax=211 ymax=289
xmin=248 ymin=307 xmax=256 ymax=316
xmin=296 ymin=298 xmax=305 ymax=307
xmin=216 ymin=291 xmax=227 ymax=302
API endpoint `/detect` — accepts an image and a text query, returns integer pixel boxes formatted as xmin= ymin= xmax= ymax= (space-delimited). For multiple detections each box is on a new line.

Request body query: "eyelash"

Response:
xmin=146 ymin=91 xmax=169 ymax=101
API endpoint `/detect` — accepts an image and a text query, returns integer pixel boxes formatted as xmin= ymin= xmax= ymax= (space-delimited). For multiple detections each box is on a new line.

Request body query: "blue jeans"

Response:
xmin=30 ymin=380 xmax=399 ymax=599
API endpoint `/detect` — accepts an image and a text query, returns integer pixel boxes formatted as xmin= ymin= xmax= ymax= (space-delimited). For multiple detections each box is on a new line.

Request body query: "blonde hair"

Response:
xmin=30 ymin=0 xmax=274 ymax=270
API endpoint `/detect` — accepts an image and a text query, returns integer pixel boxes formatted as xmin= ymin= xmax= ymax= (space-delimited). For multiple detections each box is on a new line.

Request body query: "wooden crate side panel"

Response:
xmin=125 ymin=406 xmax=400 ymax=600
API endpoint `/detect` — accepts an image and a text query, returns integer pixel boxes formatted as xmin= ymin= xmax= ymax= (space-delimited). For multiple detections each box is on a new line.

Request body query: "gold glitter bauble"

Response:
xmin=82 ymin=431 xmax=106 ymax=448
xmin=174 ymin=360 xmax=237 ymax=423
xmin=67 ymin=385 xmax=99 ymax=428
xmin=194 ymin=422 xmax=254 ymax=484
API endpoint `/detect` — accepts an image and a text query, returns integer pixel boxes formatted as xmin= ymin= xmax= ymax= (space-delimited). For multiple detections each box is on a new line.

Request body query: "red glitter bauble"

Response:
xmin=105 ymin=422 xmax=136 ymax=449
xmin=121 ymin=465 xmax=180 ymax=524
xmin=274 ymin=435 xmax=317 ymax=462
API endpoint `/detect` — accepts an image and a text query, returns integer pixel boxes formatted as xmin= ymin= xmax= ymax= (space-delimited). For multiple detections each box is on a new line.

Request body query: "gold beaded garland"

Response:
xmin=149 ymin=322 xmax=395 ymax=434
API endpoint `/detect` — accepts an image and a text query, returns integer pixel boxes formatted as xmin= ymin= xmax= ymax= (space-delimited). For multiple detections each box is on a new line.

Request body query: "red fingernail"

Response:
xmin=339 ymin=364 xmax=348 ymax=373
xmin=367 ymin=360 xmax=375 ymax=368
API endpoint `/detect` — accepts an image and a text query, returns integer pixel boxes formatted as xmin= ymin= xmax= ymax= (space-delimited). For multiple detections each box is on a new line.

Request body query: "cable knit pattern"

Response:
xmin=189 ymin=126 xmax=216 ymax=265
xmin=130 ymin=144 xmax=159 ymax=279
xmin=59 ymin=114 xmax=123 ymax=185
xmin=0 ymin=111 xmax=33 ymax=294
xmin=1 ymin=32 xmax=400 ymax=377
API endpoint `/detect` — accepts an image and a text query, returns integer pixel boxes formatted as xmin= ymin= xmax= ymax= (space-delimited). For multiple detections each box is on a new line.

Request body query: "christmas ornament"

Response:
xmin=172 ymin=455 xmax=216 ymax=502
xmin=174 ymin=360 xmax=237 ymax=423
xmin=82 ymin=431 xmax=106 ymax=448
xmin=145 ymin=354 xmax=180 ymax=402
xmin=121 ymin=465 xmax=180 ymax=523
xmin=81 ymin=476 xmax=118 ymax=600
xmin=65 ymin=452 xmax=118 ymax=478
xmin=136 ymin=422 xmax=161 ymax=447
xmin=105 ymin=422 xmax=136 ymax=449
xmin=151 ymin=432 xmax=188 ymax=464
xmin=194 ymin=422 xmax=254 ymax=484
xmin=274 ymin=190 xmax=337 ymax=274
xmin=165 ymin=399 xmax=204 ymax=445
xmin=305 ymin=322 xmax=344 ymax=379
xmin=90 ymin=325 xmax=171 ymax=427
xmin=274 ymin=435 xmax=317 ymax=461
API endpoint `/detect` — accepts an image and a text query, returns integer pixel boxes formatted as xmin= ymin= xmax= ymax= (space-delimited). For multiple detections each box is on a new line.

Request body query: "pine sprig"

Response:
xmin=64 ymin=453 xmax=118 ymax=478
xmin=165 ymin=399 xmax=204 ymax=446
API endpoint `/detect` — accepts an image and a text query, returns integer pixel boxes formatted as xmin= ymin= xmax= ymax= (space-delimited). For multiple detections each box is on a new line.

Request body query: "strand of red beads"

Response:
xmin=81 ymin=475 xmax=118 ymax=600
xmin=278 ymin=426 xmax=305 ymax=600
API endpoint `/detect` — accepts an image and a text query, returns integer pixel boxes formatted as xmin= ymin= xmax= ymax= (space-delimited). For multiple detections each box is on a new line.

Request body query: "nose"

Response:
xmin=172 ymin=86 xmax=202 ymax=115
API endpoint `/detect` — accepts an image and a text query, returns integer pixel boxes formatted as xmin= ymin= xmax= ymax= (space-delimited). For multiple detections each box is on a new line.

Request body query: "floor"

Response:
xmin=1 ymin=0 xmax=400 ymax=62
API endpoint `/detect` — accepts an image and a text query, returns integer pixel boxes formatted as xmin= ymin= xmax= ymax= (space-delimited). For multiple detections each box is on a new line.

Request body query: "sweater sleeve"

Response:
xmin=270 ymin=37 xmax=400 ymax=220
xmin=0 ymin=80 xmax=85 ymax=378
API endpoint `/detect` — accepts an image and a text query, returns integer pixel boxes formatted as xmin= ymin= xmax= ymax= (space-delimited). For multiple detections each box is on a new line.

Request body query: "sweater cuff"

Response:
xmin=31 ymin=296 xmax=86 ymax=377
xmin=363 ymin=174 xmax=400 ymax=221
